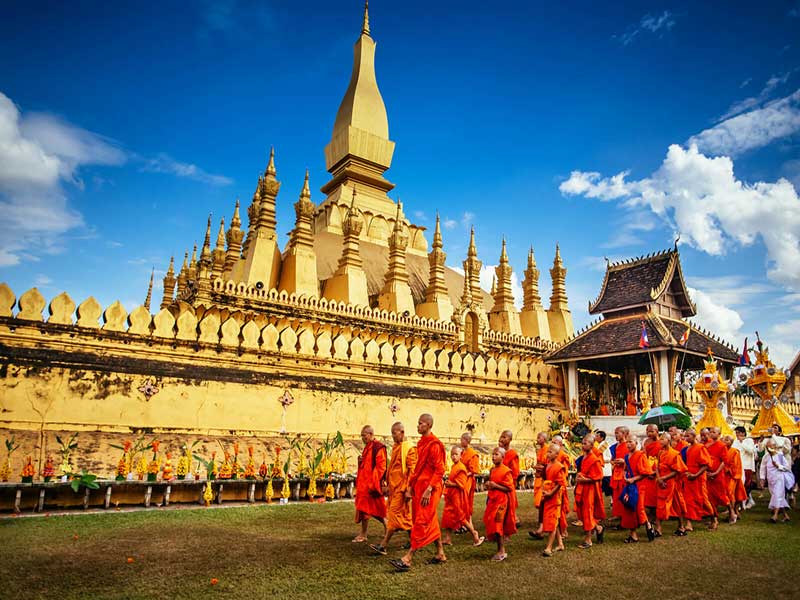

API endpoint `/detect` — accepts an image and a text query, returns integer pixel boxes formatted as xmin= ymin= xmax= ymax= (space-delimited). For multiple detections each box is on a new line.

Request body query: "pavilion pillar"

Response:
xmin=565 ymin=362 xmax=579 ymax=415
xmin=657 ymin=350 xmax=671 ymax=406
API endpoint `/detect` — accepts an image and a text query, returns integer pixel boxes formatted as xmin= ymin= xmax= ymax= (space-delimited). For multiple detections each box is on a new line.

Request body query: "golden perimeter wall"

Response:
xmin=0 ymin=285 xmax=565 ymax=478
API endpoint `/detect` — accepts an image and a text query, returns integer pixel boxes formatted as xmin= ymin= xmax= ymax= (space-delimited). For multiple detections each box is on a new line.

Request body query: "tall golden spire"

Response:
xmin=362 ymin=1 xmax=370 ymax=36
xmin=257 ymin=148 xmax=280 ymax=233
xmin=323 ymin=190 xmax=369 ymax=306
xmin=279 ymin=170 xmax=318 ymax=297
xmin=200 ymin=214 xmax=213 ymax=270
xmin=160 ymin=258 xmax=175 ymax=310
xmin=144 ymin=266 xmax=155 ymax=311
xmin=224 ymin=199 xmax=244 ymax=275
xmin=188 ymin=244 xmax=198 ymax=282
xmin=489 ymin=238 xmax=522 ymax=334
xmin=522 ymin=246 xmax=542 ymax=309
xmin=176 ymin=250 xmax=189 ymax=297
xmin=520 ymin=245 xmax=550 ymax=340
xmin=546 ymin=243 xmax=573 ymax=342
xmin=212 ymin=217 xmax=226 ymax=279
xmin=463 ymin=226 xmax=483 ymax=303
xmin=417 ymin=213 xmax=453 ymax=321
xmin=378 ymin=201 xmax=414 ymax=314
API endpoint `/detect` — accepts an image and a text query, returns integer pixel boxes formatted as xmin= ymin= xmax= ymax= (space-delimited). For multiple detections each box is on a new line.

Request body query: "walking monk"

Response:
xmin=441 ymin=446 xmax=484 ymax=546
xmin=575 ymin=433 xmax=606 ymax=548
xmin=704 ymin=427 xmax=733 ymax=528
xmin=484 ymin=447 xmax=517 ymax=561
xmin=620 ymin=435 xmax=655 ymax=543
xmin=641 ymin=424 xmax=660 ymax=526
xmin=499 ymin=430 xmax=520 ymax=528
xmin=459 ymin=432 xmax=481 ymax=527
xmin=610 ymin=426 xmax=630 ymax=521
xmin=722 ymin=434 xmax=747 ymax=520
xmin=683 ymin=429 xmax=716 ymax=531
xmin=529 ymin=432 xmax=550 ymax=539
xmin=540 ymin=444 xmax=568 ymax=557
xmin=390 ymin=414 xmax=446 ymax=571
xmin=369 ymin=422 xmax=416 ymax=555
xmin=353 ymin=425 xmax=387 ymax=543
xmin=655 ymin=433 xmax=688 ymax=536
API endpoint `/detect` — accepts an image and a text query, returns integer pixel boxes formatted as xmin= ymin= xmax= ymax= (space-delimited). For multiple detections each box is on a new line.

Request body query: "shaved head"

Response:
xmin=502 ymin=430 xmax=513 ymax=439
xmin=391 ymin=422 xmax=404 ymax=433
xmin=361 ymin=425 xmax=374 ymax=435
xmin=461 ymin=431 xmax=472 ymax=442
xmin=420 ymin=413 xmax=433 ymax=426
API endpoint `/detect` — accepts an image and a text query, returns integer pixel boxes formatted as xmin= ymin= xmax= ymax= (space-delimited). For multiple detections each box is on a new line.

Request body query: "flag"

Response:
xmin=739 ymin=337 xmax=750 ymax=366
xmin=679 ymin=327 xmax=690 ymax=346
xmin=639 ymin=321 xmax=649 ymax=349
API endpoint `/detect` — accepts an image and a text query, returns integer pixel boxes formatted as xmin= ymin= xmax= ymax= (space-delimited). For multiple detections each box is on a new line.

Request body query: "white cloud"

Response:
xmin=686 ymin=275 xmax=776 ymax=308
xmin=718 ymin=72 xmax=793 ymax=121
xmin=618 ymin=11 xmax=676 ymax=46
xmin=560 ymin=144 xmax=800 ymax=290
xmin=689 ymin=89 xmax=800 ymax=156
xmin=687 ymin=286 xmax=743 ymax=344
xmin=478 ymin=264 xmax=523 ymax=309
xmin=765 ymin=319 xmax=800 ymax=367
xmin=34 ymin=274 xmax=52 ymax=286
xmin=139 ymin=153 xmax=232 ymax=186
xmin=443 ymin=218 xmax=458 ymax=230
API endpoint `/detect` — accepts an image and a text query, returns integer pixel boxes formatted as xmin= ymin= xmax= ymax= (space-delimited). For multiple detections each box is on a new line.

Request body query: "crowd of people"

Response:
xmin=350 ymin=414 xmax=798 ymax=570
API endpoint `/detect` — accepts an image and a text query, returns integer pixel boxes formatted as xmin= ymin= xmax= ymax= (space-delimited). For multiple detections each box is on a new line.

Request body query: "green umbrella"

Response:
xmin=638 ymin=405 xmax=690 ymax=428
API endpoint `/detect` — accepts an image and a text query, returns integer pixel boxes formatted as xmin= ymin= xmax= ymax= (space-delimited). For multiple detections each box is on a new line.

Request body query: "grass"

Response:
xmin=1 ymin=491 xmax=799 ymax=600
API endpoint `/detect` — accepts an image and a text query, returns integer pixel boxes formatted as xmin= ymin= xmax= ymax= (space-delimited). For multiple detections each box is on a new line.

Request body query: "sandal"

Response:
xmin=578 ymin=542 xmax=593 ymax=549
xmin=645 ymin=524 xmax=655 ymax=542
xmin=427 ymin=556 xmax=447 ymax=565
xmin=528 ymin=531 xmax=544 ymax=540
xmin=389 ymin=558 xmax=410 ymax=571
xmin=673 ymin=529 xmax=687 ymax=537
xmin=596 ymin=526 xmax=604 ymax=544
xmin=473 ymin=536 xmax=486 ymax=547
xmin=623 ymin=536 xmax=638 ymax=544
xmin=369 ymin=544 xmax=387 ymax=555
xmin=542 ymin=549 xmax=553 ymax=557
xmin=490 ymin=553 xmax=508 ymax=561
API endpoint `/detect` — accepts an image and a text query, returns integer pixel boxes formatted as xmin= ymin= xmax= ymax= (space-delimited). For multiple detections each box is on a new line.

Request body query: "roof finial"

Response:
xmin=500 ymin=238 xmax=508 ymax=264
xmin=300 ymin=168 xmax=311 ymax=200
xmin=674 ymin=233 xmax=681 ymax=250
xmin=433 ymin=212 xmax=443 ymax=248
xmin=362 ymin=0 xmax=370 ymax=36
xmin=266 ymin=146 xmax=276 ymax=178
xmin=144 ymin=266 xmax=155 ymax=311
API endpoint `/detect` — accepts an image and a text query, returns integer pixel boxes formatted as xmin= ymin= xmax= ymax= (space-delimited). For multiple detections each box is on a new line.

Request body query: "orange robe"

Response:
xmin=541 ymin=461 xmax=567 ymax=533
xmin=620 ymin=450 xmax=652 ymax=530
xmin=575 ymin=450 xmax=606 ymax=532
xmin=557 ymin=449 xmax=571 ymax=531
xmin=706 ymin=440 xmax=731 ymax=508
xmin=483 ymin=464 xmax=517 ymax=539
xmin=408 ymin=434 xmax=446 ymax=550
xmin=656 ymin=446 xmax=687 ymax=521
xmin=442 ymin=461 xmax=470 ymax=530
xmin=610 ymin=441 xmax=629 ymax=518
xmin=533 ymin=443 xmax=549 ymax=507
xmin=386 ymin=441 xmax=417 ymax=532
xmin=502 ymin=448 xmax=520 ymax=523
xmin=355 ymin=440 xmax=387 ymax=522
xmin=673 ymin=439 xmax=689 ymax=452
xmin=641 ymin=440 xmax=660 ymax=509
xmin=726 ymin=447 xmax=747 ymax=504
xmin=683 ymin=443 xmax=714 ymax=520
xmin=461 ymin=446 xmax=480 ymax=519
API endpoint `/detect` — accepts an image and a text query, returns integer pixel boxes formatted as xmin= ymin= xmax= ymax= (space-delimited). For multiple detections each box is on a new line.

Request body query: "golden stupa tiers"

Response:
xmin=746 ymin=338 xmax=800 ymax=437
xmin=694 ymin=349 xmax=734 ymax=436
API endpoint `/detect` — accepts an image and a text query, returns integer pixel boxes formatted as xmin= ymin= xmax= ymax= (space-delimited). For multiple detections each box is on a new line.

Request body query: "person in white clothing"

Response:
xmin=759 ymin=439 xmax=794 ymax=523
xmin=734 ymin=426 xmax=757 ymax=509
xmin=759 ymin=424 xmax=791 ymax=460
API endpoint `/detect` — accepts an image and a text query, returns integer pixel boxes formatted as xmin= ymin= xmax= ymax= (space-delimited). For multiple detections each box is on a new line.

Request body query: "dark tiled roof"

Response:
xmin=547 ymin=314 xmax=738 ymax=363
xmin=590 ymin=251 xmax=674 ymax=314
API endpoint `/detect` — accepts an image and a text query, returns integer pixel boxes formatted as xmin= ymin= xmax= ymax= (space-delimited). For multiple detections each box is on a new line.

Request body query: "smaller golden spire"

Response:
xmin=500 ymin=238 xmax=509 ymax=264
xmin=200 ymin=214 xmax=213 ymax=267
xmin=433 ymin=212 xmax=443 ymax=249
xmin=160 ymin=259 xmax=176 ymax=310
xmin=300 ymin=168 xmax=311 ymax=200
xmin=265 ymin=146 xmax=276 ymax=178
xmin=468 ymin=226 xmax=477 ymax=258
xmin=144 ymin=266 xmax=155 ymax=311
xmin=231 ymin=198 xmax=241 ymax=228
xmin=460 ymin=263 xmax=473 ymax=307
xmin=215 ymin=217 xmax=226 ymax=251
xmin=361 ymin=0 xmax=370 ymax=36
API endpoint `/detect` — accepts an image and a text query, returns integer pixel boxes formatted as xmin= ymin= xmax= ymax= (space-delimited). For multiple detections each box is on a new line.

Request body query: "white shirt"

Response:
xmin=760 ymin=434 xmax=791 ymax=460
xmin=733 ymin=437 xmax=756 ymax=472
xmin=598 ymin=441 xmax=612 ymax=477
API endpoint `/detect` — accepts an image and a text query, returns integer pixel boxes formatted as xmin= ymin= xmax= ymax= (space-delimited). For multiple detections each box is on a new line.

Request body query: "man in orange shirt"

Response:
xmin=529 ymin=432 xmax=550 ymax=539
xmin=353 ymin=425 xmax=387 ymax=543
xmin=441 ymin=446 xmax=484 ymax=546
xmin=499 ymin=430 xmax=520 ymax=529
xmin=459 ymin=431 xmax=481 ymax=529
xmin=641 ymin=424 xmax=660 ymax=528
xmin=704 ymin=427 xmax=734 ymax=528
xmin=655 ymin=432 xmax=688 ymax=536
xmin=575 ymin=433 xmax=606 ymax=548
xmin=369 ymin=422 xmax=416 ymax=555
xmin=683 ymin=428 xmax=716 ymax=531
xmin=483 ymin=446 xmax=517 ymax=561
xmin=390 ymin=414 xmax=446 ymax=571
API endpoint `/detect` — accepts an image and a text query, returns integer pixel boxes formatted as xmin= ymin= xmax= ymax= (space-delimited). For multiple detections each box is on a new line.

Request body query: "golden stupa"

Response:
xmin=694 ymin=349 xmax=734 ymax=436
xmin=746 ymin=337 xmax=800 ymax=437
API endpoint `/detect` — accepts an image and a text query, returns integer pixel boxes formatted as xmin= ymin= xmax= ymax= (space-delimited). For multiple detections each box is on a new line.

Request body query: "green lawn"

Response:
xmin=0 ymin=491 xmax=798 ymax=600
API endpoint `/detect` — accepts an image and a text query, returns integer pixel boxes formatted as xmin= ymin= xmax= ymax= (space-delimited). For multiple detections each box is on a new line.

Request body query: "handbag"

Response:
xmin=618 ymin=454 xmax=639 ymax=510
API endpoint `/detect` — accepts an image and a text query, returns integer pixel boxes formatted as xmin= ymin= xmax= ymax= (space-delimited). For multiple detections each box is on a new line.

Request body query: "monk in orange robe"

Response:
xmin=370 ymin=422 xmax=416 ymax=555
xmin=610 ymin=426 xmax=630 ymax=520
xmin=655 ymin=433 xmax=688 ymax=536
xmin=620 ymin=435 xmax=655 ymax=542
xmin=575 ymin=433 xmax=606 ymax=548
xmin=669 ymin=426 xmax=688 ymax=452
xmin=391 ymin=414 xmax=446 ymax=571
xmin=625 ymin=390 xmax=638 ymax=416
xmin=483 ymin=446 xmax=517 ymax=561
xmin=670 ymin=431 xmax=689 ymax=525
xmin=704 ymin=427 xmax=734 ymax=527
xmin=459 ymin=431 xmax=481 ymax=526
xmin=529 ymin=432 xmax=550 ymax=539
xmin=441 ymin=446 xmax=484 ymax=546
xmin=641 ymin=424 xmax=660 ymax=523
xmin=553 ymin=436 xmax=573 ymax=536
xmin=722 ymin=434 xmax=747 ymax=519
xmin=353 ymin=425 xmax=387 ymax=543
xmin=683 ymin=428 xmax=716 ymax=531
xmin=499 ymin=430 xmax=520 ymax=529
xmin=540 ymin=443 xmax=568 ymax=556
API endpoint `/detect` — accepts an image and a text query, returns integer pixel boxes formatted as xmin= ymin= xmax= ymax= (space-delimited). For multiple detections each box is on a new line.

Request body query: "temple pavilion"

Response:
xmin=546 ymin=247 xmax=740 ymax=416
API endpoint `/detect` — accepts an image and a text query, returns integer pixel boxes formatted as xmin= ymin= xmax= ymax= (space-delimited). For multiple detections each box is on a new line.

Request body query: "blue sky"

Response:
xmin=1 ymin=1 xmax=799 ymax=365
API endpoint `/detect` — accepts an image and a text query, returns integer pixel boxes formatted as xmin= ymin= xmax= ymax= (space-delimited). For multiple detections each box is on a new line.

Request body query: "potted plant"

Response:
xmin=41 ymin=455 xmax=55 ymax=482
xmin=21 ymin=456 xmax=35 ymax=483
xmin=147 ymin=440 xmax=160 ymax=482
xmin=1 ymin=437 xmax=19 ymax=482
